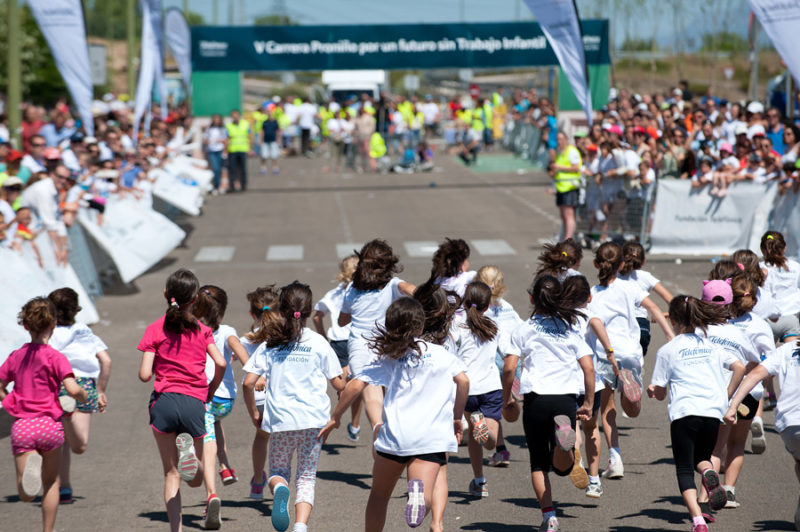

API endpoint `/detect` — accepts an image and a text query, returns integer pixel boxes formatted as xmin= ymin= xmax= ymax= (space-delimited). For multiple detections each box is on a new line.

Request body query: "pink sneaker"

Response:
xmin=249 ymin=471 xmax=266 ymax=499
xmin=554 ymin=415 xmax=576 ymax=451
xmin=692 ymin=524 xmax=708 ymax=532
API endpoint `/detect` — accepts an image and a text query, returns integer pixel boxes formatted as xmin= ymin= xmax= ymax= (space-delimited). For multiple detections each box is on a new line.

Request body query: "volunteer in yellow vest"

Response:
xmin=225 ymin=109 xmax=252 ymax=192
xmin=368 ymin=131 xmax=386 ymax=172
xmin=550 ymin=131 xmax=582 ymax=240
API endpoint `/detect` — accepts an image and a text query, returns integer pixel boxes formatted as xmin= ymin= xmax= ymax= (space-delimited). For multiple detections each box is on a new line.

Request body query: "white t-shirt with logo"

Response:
xmin=650 ymin=333 xmax=739 ymax=422
xmin=587 ymin=280 xmax=648 ymax=363
xmin=762 ymin=342 xmax=800 ymax=432
xmin=487 ymin=298 xmax=523 ymax=335
xmin=728 ymin=312 xmax=775 ymax=400
xmin=437 ymin=270 xmax=477 ymax=299
xmin=453 ymin=323 xmax=507 ymax=396
xmin=49 ymin=323 xmax=108 ymax=378
xmin=240 ymin=331 xmax=265 ymax=406
xmin=618 ymin=270 xmax=660 ymax=319
xmin=206 ymin=324 xmax=239 ymax=399
xmin=341 ymin=277 xmax=405 ymax=341
xmin=762 ymin=259 xmax=800 ymax=316
xmin=314 ymin=282 xmax=352 ymax=342
xmin=356 ymin=341 xmax=466 ymax=456
xmin=510 ymin=315 xmax=593 ymax=396
xmin=250 ymin=328 xmax=342 ymax=432
xmin=753 ymin=285 xmax=781 ymax=321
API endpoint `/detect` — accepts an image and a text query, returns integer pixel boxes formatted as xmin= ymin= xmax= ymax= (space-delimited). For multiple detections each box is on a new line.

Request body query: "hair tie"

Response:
xmin=561 ymin=251 xmax=568 ymax=257
xmin=169 ymin=297 xmax=179 ymax=308
xmin=293 ymin=311 xmax=301 ymax=319
xmin=684 ymin=296 xmax=689 ymax=303
xmin=743 ymin=291 xmax=750 ymax=297
xmin=204 ymin=289 xmax=210 ymax=294
xmin=767 ymin=235 xmax=774 ymax=240
xmin=470 ymin=303 xmax=477 ymax=308
xmin=736 ymin=263 xmax=745 ymax=271
xmin=262 ymin=305 xmax=270 ymax=311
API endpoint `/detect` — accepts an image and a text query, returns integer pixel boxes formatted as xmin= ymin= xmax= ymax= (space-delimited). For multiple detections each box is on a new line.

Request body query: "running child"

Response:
xmin=0 ymin=297 xmax=88 ymax=532
xmin=422 ymin=238 xmax=476 ymax=298
xmin=730 ymin=250 xmax=781 ymax=322
xmin=312 ymin=254 xmax=363 ymax=442
xmin=243 ymin=282 xmax=345 ymax=532
xmin=536 ymin=239 xmax=583 ymax=282
xmin=647 ymin=296 xmax=746 ymax=532
xmin=453 ymin=281 xmax=509 ymax=499
xmin=503 ymin=275 xmax=595 ymax=532
xmin=589 ymin=242 xmax=674 ymax=479
xmin=339 ymin=239 xmax=416 ymax=435
xmin=137 ymin=269 xmax=227 ymax=532
xmin=193 ymin=285 xmax=250 ymax=529
xmin=240 ymin=285 xmax=280 ymax=500
xmin=760 ymin=231 xmax=800 ymax=347
xmin=320 ymin=297 xmax=469 ymax=531
xmin=47 ymin=288 xmax=112 ymax=505
xmin=618 ymin=241 xmax=674 ymax=357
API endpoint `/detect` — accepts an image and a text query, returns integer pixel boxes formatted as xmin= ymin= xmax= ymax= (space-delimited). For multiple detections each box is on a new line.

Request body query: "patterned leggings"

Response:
xmin=268 ymin=429 xmax=323 ymax=506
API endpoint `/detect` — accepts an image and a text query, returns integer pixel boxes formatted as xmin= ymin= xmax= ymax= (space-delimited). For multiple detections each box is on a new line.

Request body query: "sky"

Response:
xmin=164 ymin=0 xmax=752 ymax=51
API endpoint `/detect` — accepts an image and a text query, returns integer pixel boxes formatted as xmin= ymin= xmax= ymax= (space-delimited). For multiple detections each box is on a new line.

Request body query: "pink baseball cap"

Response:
xmin=607 ymin=124 xmax=623 ymax=136
xmin=719 ymin=142 xmax=733 ymax=154
xmin=702 ymin=279 xmax=733 ymax=305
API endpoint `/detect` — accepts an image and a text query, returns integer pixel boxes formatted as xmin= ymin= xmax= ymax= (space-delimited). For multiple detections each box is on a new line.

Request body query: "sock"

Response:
xmin=293 ymin=524 xmax=308 ymax=532
xmin=474 ymin=476 xmax=486 ymax=485
xmin=693 ymin=515 xmax=706 ymax=526
xmin=588 ymin=475 xmax=600 ymax=485
xmin=753 ymin=415 xmax=763 ymax=425
xmin=542 ymin=507 xmax=556 ymax=521
xmin=609 ymin=447 xmax=621 ymax=463
xmin=496 ymin=444 xmax=507 ymax=453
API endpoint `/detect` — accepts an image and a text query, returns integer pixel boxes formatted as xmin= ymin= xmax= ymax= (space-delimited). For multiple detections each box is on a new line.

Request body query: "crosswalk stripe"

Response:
xmin=471 ymin=239 xmax=516 ymax=256
xmin=266 ymin=245 xmax=304 ymax=261
xmin=194 ymin=246 xmax=235 ymax=262
xmin=336 ymin=243 xmax=363 ymax=260
xmin=404 ymin=241 xmax=439 ymax=258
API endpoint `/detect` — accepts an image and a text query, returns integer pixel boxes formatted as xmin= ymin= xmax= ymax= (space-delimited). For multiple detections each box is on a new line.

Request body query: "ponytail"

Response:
xmin=536 ymin=242 xmax=570 ymax=277
xmin=462 ymin=282 xmax=497 ymax=342
xmin=476 ymin=265 xmax=507 ymax=306
xmin=47 ymin=287 xmax=81 ymax=327
xmin=731 ymin=249 xmax=766 ymax=287
xmin=368 ymin=297 xmax=425 ymax=360
xmin=245 ymin=285 xmax=281 ymax=343
xmin=193 ymin=285 xmax=228 ymax=331
xmin=708 ymin=260 xmax=744 ymax=283
xmin=668 ymin=295 xmax=727 ymax=334
xmin=529 ymin=274 xmax=585 ymax=327
xmin=594 ymin=242 xmax=623 ymax=286
xmin=730 ymin=276 xmax=757 ymax=318
xmin=264 ymin=281 xmax=312 ymax=348
xmin=760 ymin=231 xmax=787 ymax=269
xmin=163 ymin=269 xmax=200 ymax=335
xmin=620 ymin=242 xmax=645 ymax=276
xmin=561 ymin=274 xmax=591 ymax=308
xmin=413 ymin=284 xmax=454 ymax=346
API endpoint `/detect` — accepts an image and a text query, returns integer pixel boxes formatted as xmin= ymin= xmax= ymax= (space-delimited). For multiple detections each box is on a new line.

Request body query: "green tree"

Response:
xmin=700 ymin=31 xmax=749 ymax=53
xmin=620 ymin=38 xmax=655 ymax=52
xmin=253 ymin=14 xmax=298 ymax=26
xmin=84 ymin=0 xmax=138 ymax=40
xmin=185 ymin=10 xmax=205 ymax=26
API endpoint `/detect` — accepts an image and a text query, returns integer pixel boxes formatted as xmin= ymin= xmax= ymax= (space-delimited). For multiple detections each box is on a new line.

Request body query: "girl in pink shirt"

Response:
xmin=0 ymin=297 xmax=88 ymax=532
xmin=137 ymin=269 xmax=227 ymax=532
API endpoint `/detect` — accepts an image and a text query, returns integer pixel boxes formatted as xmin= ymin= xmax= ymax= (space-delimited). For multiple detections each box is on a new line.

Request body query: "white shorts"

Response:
xmin=781 ymin=426 xmax=800 ymax=461
xmin=261 ymin=142 xmax=280 ymax=160
xmin=347 ymin=335 xmax=379 ymax=376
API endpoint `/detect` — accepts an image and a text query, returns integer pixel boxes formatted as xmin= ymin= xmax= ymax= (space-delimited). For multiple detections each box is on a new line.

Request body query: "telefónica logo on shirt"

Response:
xmin=677 ymin=347 xmax=712 ymax=360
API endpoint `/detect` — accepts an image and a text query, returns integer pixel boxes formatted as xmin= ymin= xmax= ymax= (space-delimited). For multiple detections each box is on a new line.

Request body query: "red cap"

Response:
xmin=633 ymin=126 xmax=647 ymax=134
xmin=43 ymin=147 xmax=61 ymax=160
xmin=587 ymin=144 xmax=598 ymax=152
xmin=7 ymin=149 xmax=23 ymax=162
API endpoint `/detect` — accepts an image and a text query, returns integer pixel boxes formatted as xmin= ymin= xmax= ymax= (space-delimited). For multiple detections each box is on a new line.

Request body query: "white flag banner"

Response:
xmin=149 ymin=0 xmax=168 ymax=119
xmin=165 ymin=8 xmax=192 ymax=96
xmin=133 ymin=0 xmax=156 ymax=141
xmin=28 ymin=0 xmax=95 ymax=136
xmin=748 ymin=0 xmax=800 ymax=85
xmin=524 ymin=0 xmax=593 ymax=124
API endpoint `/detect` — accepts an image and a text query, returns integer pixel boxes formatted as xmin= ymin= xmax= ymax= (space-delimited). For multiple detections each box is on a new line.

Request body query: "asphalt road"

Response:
xmin=0 ymin=150 xmax=796 ymax=532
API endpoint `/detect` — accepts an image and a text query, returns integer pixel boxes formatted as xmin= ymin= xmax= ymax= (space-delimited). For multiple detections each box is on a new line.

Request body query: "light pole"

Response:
xmin=7 ymin=0 xmax=21 ymax=146
xmin=127 ymin=0 xmax=136 ymax=97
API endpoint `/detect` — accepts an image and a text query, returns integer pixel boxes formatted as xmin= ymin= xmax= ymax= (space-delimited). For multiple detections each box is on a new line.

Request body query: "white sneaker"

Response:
xmin=59 ymin=395 xmax=76 ymax=414
xmin=585 ymin=482 xmax=603 ymax=498
xmin=21 ymin=453 xmax=43 ymax=498
xmin=602 ymin=459 xmax=624 ymax=479
xmin=176 ymin=433 xmax=199 ymax=482
xmin=539 ymin=516 xmax=559 ymax=532
xmin=750 ymin=418 xmax=766 ymax=454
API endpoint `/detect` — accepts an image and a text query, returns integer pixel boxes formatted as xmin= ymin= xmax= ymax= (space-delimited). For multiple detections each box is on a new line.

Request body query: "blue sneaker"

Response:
xmin=272 ymin=484 xmax=291 ymax=531
xmin=347 ymin=423 xmax=361 ymax=442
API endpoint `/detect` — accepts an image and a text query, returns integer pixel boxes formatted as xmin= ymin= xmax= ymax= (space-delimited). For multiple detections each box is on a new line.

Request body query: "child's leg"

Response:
xmin=406 ymin=458 xmax=442 ymax=518
xmin=365 ymin=454 xmax=406 ymax=532
xmin=152 ymin=430 xmax=184 ymax=532
xmin=466 ymin=414 xmax=484 ymax=480
xmin=63 ymin=412 xmax=91 ymax=454
xmin=252 ymin=428 xmax=269 ymax=481
xmin=215 ymin=421 xmax=231 ymax=471
xmin=293 ymin=428 xmax=324 ymax=525
xmin=582 ymin=415 xmax=601 ymax=477
xmin=600 ymin=388 xmax=619 ymax=451
xmin=483 ymin=418 xmax=499 ymax=451
xmin=670 ymin=417 xmax=703 ymax=519
xmin=699 ymin=423 xmax=730 ymax=504
xmin=40 ymin=447 xmax=62 ymax=532
xmin=268 ymin=431 xmax=295 ymax=494
xmin=202 ymin=405 xmax=218 ymax=498
xmin=722 ymin=419 xmax=751 ymax=487
xmin=14 ymin=451 xmax=38 ymax=503
xmin=363 ymin=384 xmax=385 ymax=430
xmin=531 ymin=471 xmax=553 ymax=510
xmin=351 ymin=394 xmax=363 ymax=430
xmin=430 ymin=462 xmax=447 ymax=532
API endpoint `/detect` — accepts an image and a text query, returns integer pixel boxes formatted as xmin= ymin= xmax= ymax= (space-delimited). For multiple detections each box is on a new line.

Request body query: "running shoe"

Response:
xmin=21 ymin=453 xmax=42 ymax=499
xmin=750 ymin=418 xmax=766 ymax=454
xmin=468 ymin=479 xmax=488 ymax=498
xmin=701 ymin=468 xmax=727 ymax=512
xmin=724 ymin=485 xmax=740 ymax=508
xmin=203 ymin=493 xmax=221 ymax=530
xmin=585 ymin=482 xmax=603 ymax=498
xmin=176 ymin=433 xmax=199 ymax=483
xmin=487 ymin=450 xmax=510 ymax=467
xmin=538 ymin=516 xmax=559 ymax=531
xmin=220 ymin=468 xmax=237 ymax=486
xmin=470 ymin=412 xmax=490 ymax=446
xmin=698 ymin=502 xmax=716 ymax=523
xmin=618 ymin=368 xmax=642 ymax=404
xmin=59 ymin=395 xmax=76 ymax=414
xmin=553 ymin=415 xmax=576 ymax=452
xmin=347 ymin=423 xmax=361 ymax=442
xmin=272 ymin=484 xmax=291 ymax=531
xmin=692 ymin=525 xmax=709 ymax=532
xmin=602 ymin=459 xmax=624 ymax=479
xmin=59 ymin=486 xmax=73 ymax=504
xmin=569 ymin=449 xmax=589 ymax=489
xmin=764 ymin=394 xmax=777 ymax=411
xmin=249 ymin=472 xmax=267 ymax=499
xmin=406 ymin=479 xmax=426 ymax=528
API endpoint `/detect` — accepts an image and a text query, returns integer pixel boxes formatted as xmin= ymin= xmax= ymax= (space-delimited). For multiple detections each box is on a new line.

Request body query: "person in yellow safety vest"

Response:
xmin=408 ymin=106 xmax=424 ymax=147
xmin=549 ymin=131 xmax=582 ymax=240
xmin=225 ymin=109 xmax=252 ymax=192
xmin=476 ymin=99 xmax=493 ymax=147
xmin=368 ymin=131 xmax=386 ymax=172
xmin=252 ymin=106 xmax=268 ymax=172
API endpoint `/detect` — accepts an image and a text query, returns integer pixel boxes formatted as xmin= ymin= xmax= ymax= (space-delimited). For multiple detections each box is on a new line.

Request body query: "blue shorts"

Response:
xmin=149 ymin=392 xmax=205 ymax=439
xmin=204 ymin=397 xmax=234 ymax=442
xmin=465 ymin=389 xmax=503 ymax=421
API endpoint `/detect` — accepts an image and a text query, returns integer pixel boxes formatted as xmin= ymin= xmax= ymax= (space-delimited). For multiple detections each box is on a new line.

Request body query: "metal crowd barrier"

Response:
xmin=67 ymin=223 xmax=103 ymax=300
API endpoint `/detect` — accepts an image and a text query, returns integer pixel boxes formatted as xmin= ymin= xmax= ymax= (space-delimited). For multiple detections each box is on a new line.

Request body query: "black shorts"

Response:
xmin=738 ymin=393 xmax=760 ymax=421
xmin=465 ymin=389 xmax=503 ymax=420
xmin=376 ymin=451 xmax=448 ymax=466
xmin=637 ymin=317 xmax=652 ymax=357
xmin=576 ymin=390 xmax=602 ymax=417
xmin=556 ymin=189 xmax=579 ymax=207
xmin=149 ymin=391 xmax=206 ymax=438
xmin=330 ymin=340 xmax=349 ymax=369
xmin=522 ymin=392 xmax=577 ymax=472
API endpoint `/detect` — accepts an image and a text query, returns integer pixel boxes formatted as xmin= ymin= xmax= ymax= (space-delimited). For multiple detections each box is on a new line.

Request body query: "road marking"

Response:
xmin=471 ymin=239 xmax=516 ymax=256
xmin=336 ymin=243 xmax=363 ymax=259
xmin=404 ymin=241 xmax=439 ymax=258
xmin=334 ymin=192 xmax=354 ymax=242
xmin=266 ymin=245 xmax=304 ymax=261
xmin=194 ymin=246 xmax=235 ymax=262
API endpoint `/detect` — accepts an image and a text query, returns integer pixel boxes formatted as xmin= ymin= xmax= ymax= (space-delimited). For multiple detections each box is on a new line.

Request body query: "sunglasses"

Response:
xmin=31 ymin=143 xmax=45 ymax=148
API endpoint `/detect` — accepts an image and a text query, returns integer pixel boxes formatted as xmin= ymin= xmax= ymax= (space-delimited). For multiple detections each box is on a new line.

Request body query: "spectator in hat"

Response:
xmin=21 ymin=134 xmax=47 ymax=174
xmin=43 ymin=147 xmax=62 ymax=175
xmin=4 ymin=149 xmax=29 ymax=185
xmin=40 ymin=111 xmax=76 ymax=147
xmin=766 ymin=107 xmax=785 ymax=154
xmin=61 ymin=133 xmax=85 ymax=173
xmin=21 ymin=162 xmax=72 ymax=265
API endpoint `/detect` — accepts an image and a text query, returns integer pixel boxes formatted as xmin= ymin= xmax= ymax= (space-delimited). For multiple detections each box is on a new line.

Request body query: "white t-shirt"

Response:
xmin=574 ymin=314 xmax=606 ymax=394
xmin=762 ymin=342 xmax=800 ymax=432
xmin=762 ymin=259 xmax=800 ymax=316
xmin=704 ymin=323 xmax=760 ymax=366
xmin=555 ymin=268 xmax=583 ymax=282
xmin=437 ymin=270 xmax=477 ymax=299
xmin=314 ymin=282 xmax=351 ymax=342
xmin=206 ymin=324 xmax=238 ymax=399
xmin=250 ymin=328 xmax=342 ymax=432
xmin=422 ymin=102 xmax=440 ymax=125
xmin=587 ymin=280 xmax=648 ymax=362
xmin=49 ymin=323 xmax=107 ymax=378
xmin=618 ymin=270 xmax=660 ymax=319
xmin=650 ymin=333 xmax=739 ymax=422
xmin=341 ymin=277 xmax=405 ymax=341
xmin=487 ymin=298 xmax=523 ymax=336
xmin=298 ymin=103 xmax=318 ymax=130
xmin=510 ymin=315 xmax=593 ymax=396
xmin=453 ymin=323 xmax=506 ymax=396
xmin=356 ymin=341 xmax=466 ymax=455
xmin=240 ymin=332 xmax=265 ymax=405
xmin=0 ymin=199 xmax=16 ymax=247
xmin=753 ymin=285 xmax=781 ymax=321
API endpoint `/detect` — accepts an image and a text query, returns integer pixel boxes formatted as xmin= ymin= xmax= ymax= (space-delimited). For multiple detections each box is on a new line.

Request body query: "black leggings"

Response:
xmin=670 ymin=415 xmax=720 ymax=493
xmin=522 ymin=392 xmax=577 ymax=474
xmin=637 ymin=317 xmax=651 ymax=357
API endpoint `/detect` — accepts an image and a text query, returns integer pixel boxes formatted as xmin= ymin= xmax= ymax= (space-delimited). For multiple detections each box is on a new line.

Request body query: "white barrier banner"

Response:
xmin=165 ymin=8 xmax=192 ymax=96
xmin=151 ymin=168 xmax=204 ymax=216
xmin=78 ymin=197 xmax=185 ymax=283
xmin=769 ymin=190 xmax=800 ymax=258
xmin=749 ymin=0 xmax=800 ymax=85
xmin=650 ymin=180 xmax=777 ymax=255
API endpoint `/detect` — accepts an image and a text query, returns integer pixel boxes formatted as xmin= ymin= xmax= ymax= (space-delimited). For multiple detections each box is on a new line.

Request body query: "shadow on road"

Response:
xmin=615 ymin=495 xmax=687 ymax=526
xmin=138 ymin=510 xmax=204 ymax=530
xmin=321 ymin=442 xmax=357 ymax=456
xmin=461 ymin=523 xmax=538 ymax=531
xmin=752 ymin=519 xmax=795 ymax=531
xmin=316 ymin=470 xmax=371 ymax=491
